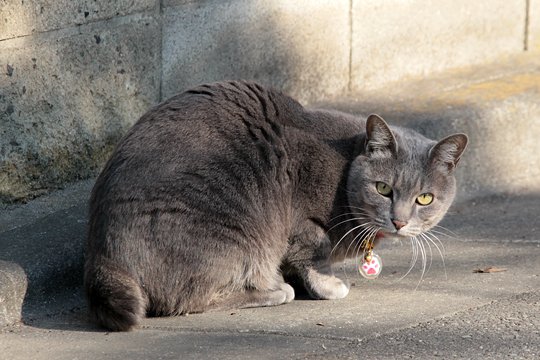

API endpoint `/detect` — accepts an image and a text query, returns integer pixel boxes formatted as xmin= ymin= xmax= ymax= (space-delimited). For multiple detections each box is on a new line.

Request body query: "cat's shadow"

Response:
xmin=23 ymin=311 xmax=106 ymax=333
xmin=21 ymin=288 xmax=105 ymax=333
xmin=21 ymin=282 xmax=317 ymax=333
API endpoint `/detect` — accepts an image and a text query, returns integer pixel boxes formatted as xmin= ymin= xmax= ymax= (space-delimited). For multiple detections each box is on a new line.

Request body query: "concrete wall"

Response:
xmin=1 ymin=2 xmax=160 ymax=202
xmin=531 ymin=0 xmax=540 ymax=51
xmin=351 ymin=0 xmax=526 ymax=90
xmin=0 ymin=0 xmax=537 ymax=202
xmin=161 ymin=0 xmax=350 ymax=102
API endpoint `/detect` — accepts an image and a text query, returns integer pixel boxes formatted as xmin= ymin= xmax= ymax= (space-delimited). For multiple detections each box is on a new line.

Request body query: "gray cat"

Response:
xmin=84 ymin=81 xmax=467 ymax=331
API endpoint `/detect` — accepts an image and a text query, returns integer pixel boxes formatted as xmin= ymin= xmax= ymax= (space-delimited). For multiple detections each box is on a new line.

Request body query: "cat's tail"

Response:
xmin=84 ymin=257 xmax=146 ymax=331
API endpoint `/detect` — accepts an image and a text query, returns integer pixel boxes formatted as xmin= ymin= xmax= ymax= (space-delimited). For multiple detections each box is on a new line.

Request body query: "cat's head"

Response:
xmin=347 ymin=114 xmax=468 ymax=240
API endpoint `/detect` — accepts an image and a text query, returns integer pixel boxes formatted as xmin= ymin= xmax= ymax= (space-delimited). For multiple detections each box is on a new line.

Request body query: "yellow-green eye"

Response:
xmin=416 ymin=193 xmax=434 ymax=206
xmin=376 ymin=182 xmax=392 ymax=196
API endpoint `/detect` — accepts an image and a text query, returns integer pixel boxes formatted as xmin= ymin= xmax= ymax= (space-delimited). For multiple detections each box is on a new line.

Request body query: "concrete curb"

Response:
xmin=0 ymin=261 xmax=27 ymax=326
xmin=0 ymin=181 xmax=92 ymax=324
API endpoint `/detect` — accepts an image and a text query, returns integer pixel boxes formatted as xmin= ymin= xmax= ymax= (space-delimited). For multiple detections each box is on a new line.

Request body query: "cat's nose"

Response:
xmin=392 ymin=219 xmax=407 ymax=230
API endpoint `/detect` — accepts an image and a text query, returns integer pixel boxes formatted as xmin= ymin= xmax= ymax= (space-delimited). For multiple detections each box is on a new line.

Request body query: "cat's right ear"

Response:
xmin=365 ymin=114 xmax=398 ymax=158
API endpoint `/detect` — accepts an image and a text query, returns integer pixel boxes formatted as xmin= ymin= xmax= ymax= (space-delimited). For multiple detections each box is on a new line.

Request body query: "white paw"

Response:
xmin=307 ymin=269 xmax=350 ymax=300
xmin=280 ymin=283 xmax=295 ymax=303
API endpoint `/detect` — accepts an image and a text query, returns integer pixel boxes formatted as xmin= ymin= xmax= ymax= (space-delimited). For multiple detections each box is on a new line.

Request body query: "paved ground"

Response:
xmin=1 ymin=56 xmax=539 ymax=358
xmin=0 ymin=180 xmax=538 ymax=359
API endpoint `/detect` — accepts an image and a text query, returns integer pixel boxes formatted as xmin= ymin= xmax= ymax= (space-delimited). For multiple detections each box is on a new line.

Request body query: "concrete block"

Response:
xmin=530 ymin=0 xmax=540 ymax=52
xmin=413 ymin=94 xmax=540 ymax=202
xmin=0 ymin=14 xmax=160 ymax=203
xmin=351 ymin=0 xmax=526 ymax=91
xmin=0 ymin=179 xmax=90 ymax=321
xmin=0 ymin=0 xmax=157 ymax=40
xmin=161 ymin=0 xmax=349 ymax=103
xmin=0 ymin=261 xmax=27 ymax=327
xmin=0 ymin=204 xmax=87 ymax=310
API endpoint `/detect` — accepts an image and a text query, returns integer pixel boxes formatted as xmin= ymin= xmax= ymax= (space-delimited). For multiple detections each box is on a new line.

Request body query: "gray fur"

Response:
xmin=84 ymin=81 xmax=467 ymax=331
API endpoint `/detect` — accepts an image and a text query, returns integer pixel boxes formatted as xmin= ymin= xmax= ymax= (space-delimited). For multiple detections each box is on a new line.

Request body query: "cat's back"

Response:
xmin=107 ymin=80 xmax=303 ymax=174
xmin=110 ymin=83 xmax=281 ymax=159
xmin=89 ymin=81 xmax=307 ymax=234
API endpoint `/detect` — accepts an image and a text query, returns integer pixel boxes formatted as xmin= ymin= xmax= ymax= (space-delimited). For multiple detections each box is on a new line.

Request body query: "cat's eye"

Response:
xmin=416 ymin=193 xmax=434 ymax=206
xmin=376 ymin=182 xmax=392 ymax=197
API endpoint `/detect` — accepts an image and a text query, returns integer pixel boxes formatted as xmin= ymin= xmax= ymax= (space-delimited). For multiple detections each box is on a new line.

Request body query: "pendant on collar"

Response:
xmin=358 ymin=236 xmax=383 ymax=279
xmin=359 ymin=252 xmax=383 ymax=279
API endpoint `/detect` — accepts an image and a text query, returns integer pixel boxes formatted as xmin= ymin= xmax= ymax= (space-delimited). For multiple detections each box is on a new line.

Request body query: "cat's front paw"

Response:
xmin=306 ymin=269 xmax=350 ymax=300
xmin=280 ymin=282 xmax=295 ymax=303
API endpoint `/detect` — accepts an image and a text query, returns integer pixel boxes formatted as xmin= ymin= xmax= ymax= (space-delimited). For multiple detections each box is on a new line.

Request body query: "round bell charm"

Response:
xmin=358 ymin=251 xmax=383 ymax=279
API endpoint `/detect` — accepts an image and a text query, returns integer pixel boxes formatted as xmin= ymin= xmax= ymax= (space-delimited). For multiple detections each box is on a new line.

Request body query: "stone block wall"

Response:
xmin=1 ymin=2 xmax=160 ymax=202
xmin=0 ymin=0 xmax=537 ymax=202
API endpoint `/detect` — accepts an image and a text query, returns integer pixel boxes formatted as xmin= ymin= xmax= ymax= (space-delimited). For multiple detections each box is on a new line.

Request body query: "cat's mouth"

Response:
xmin=371 ymin=230 xmax=389 ymax=247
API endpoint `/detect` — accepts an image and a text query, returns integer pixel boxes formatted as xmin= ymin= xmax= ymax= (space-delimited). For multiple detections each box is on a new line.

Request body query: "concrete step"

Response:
xmin=318 ymin=53 xmax=540 ymax=202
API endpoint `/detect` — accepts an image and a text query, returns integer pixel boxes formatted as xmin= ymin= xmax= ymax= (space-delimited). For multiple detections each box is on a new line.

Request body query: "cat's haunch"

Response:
xmin=84 ymin=81 xmax=467 ymax=331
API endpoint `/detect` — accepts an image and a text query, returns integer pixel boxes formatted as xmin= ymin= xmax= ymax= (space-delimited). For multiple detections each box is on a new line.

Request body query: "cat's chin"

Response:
xmin=375 ymin=230 xmax=411 ymax=241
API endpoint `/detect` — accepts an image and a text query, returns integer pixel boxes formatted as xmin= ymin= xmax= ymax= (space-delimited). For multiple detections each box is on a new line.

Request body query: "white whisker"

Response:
xmin=352 ymin=231 xmax=368 ymax=272
xmin=433 ymin=224 xmax=460 ymax=238
xmin=420 ymin=234 xmax=434 ymax=275
xmin=326 ymin=216 xmax=370 ymax=233
xmin=423 ymin=232 xmax=448 ymax=280
xmin=429 ymin=228 xmax=456 ymax=241
xmin=330 ymin=222 xmax=371 ymax=258
xmin=346 ymin=225 xmax=375 ymax=262
xmin=426 ymin=231 xmax=446 ymax=253
xmin=328 ymin=212 xmax=370 ymax=223
xmin=415 ymin=237 xmax=427 ymax=290
xmin=399 ymin=237 xmax=418 ymax=281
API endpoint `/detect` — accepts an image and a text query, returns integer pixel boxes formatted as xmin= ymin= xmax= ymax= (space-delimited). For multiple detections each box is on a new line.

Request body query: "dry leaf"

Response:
xmin=473 ymin=266 xmax=507 ymax=273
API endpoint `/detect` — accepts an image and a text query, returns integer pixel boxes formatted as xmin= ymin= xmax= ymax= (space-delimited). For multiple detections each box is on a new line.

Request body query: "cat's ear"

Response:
xmin=365 ymin=114 xmax=398 ymax=158
xmin=429 ymin=134 xmax=468 ymax=172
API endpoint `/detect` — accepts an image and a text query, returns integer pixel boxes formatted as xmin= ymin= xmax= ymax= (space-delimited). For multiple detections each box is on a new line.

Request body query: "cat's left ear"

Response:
xmin=429 ymin=134 xmax=468 ymax=172
xmin=365 ymin=114 xmax=398 ymax=158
